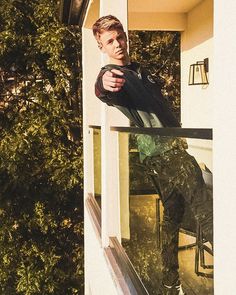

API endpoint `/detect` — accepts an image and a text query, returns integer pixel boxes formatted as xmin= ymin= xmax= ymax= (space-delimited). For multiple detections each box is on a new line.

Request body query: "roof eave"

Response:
xmin=59 ymin=0 xmax=89 ymax=26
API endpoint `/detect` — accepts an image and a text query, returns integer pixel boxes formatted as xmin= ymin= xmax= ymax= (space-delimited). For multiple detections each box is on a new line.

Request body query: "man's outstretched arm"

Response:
xmin=95 ymin=69 xmax=125 ymax=102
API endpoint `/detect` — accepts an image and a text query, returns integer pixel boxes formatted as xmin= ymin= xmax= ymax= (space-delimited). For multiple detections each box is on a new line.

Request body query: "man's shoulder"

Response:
xmin=129 ymin=62 xmax=159 ymax=81
xmin=101 ymin=62 xmax=141 ymax=71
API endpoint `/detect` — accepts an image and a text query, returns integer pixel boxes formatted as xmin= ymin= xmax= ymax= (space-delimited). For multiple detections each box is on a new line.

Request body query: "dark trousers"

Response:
xmin=144 ymin=149 xmax=213 ymax=285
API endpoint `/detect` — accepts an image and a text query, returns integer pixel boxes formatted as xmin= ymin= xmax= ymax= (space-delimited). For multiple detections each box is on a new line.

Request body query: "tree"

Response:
xmin=128 ymin=30 xmax=181 ymax=194
xmin=0 ymin=0 xmax=84 ymax=294
xmin=129 ymin=30 xmax=181 ymax=119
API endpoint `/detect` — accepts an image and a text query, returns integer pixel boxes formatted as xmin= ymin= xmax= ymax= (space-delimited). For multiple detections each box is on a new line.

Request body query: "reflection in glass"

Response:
xmin=93 ymin=128 xmax=101 ymax=208
xmin=120 ymin=132 xmax=213 ymax=295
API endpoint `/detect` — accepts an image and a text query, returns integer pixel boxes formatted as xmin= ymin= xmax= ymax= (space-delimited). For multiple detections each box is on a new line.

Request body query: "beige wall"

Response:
xmin=128 ymin=12 xmax=186 ymax=31
xmin=128 ymin=0 xmax=204 ymax=31
xmin=181 ymin=0 xmax=213 ymax=169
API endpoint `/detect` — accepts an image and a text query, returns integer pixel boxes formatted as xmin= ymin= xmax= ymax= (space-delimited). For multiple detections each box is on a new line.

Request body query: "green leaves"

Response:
xmin=129 ymin=31 xmax=181 ymax=119
xmin=0 ymin=0 xmax=84 ymax=294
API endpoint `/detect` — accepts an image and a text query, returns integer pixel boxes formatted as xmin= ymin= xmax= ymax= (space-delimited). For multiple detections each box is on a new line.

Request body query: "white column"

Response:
xmin=82 ymin=26 xmax=102 ymax=295
xmin=99 ymin=0 xmax=130 ymax=246
xmin=214 ymin=0 xmax=236 ymax=293
xmin=82 ymin=27 xmax=102 ymax=198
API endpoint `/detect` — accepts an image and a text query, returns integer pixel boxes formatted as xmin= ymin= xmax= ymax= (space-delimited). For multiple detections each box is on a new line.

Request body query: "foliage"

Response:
xmin=129 ymin=30 xmax=181 ymax=119
xmin=129 ymin=151 xmax=154 ymax=194
xmin=0 ymin=0 xmax=84 ymax=294
xmin=122 ymin=199 xmax=162 ymax=295
xmin=126 ymin=33 xmax=180 ymax=290
xmin=128 ymin=31 xmax=181 ymax=192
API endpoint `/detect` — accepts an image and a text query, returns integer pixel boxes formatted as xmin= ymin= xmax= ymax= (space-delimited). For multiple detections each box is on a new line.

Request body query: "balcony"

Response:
xmin=86 ymin=126 xmax=213 ymax=294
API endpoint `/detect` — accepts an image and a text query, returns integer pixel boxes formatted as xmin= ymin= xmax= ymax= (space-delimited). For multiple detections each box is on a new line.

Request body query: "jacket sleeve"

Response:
xmin=140 ymin=67 xmax=181 ymax=127
xmin=95 ymin=69 xmax=115 ymax=106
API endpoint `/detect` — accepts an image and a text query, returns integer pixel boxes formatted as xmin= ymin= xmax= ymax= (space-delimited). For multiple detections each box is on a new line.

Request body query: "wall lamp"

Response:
xmin=188 ymin=58 xmax=209 ymax=85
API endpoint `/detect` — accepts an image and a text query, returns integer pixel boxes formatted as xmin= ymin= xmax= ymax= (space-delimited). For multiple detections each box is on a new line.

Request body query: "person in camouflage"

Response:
xmin=92 ymin=15 xmax=213 ymax=295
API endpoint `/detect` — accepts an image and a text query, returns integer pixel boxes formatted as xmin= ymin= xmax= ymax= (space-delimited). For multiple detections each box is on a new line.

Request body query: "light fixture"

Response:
xmin=188 ymin=58 xmax=209 ymax=85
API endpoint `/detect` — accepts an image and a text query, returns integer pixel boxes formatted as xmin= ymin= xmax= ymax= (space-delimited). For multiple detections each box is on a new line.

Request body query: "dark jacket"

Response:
xmin=95 ymin=62 xmax=181 ymax=128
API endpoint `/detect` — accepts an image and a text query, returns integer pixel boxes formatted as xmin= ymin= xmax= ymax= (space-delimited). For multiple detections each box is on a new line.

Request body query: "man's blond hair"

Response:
xmin=92 ymin=15 xmax=124 ymax=45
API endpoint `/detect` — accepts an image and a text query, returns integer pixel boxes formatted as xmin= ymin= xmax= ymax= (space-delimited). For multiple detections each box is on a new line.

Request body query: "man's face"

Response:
xmin=99 ymin=29 xmax=128 ymax=64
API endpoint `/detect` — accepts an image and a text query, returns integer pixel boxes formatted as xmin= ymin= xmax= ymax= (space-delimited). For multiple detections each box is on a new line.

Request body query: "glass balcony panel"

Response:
xmin=93 ymin=127 xmax=101 ymax=209
xmin=117 ymin=129 xmax=213 ymax=295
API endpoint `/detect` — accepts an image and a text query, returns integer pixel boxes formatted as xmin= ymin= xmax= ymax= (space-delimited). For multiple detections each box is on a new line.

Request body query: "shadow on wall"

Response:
xmin=182 ymin=0 xmax=213 ymax=51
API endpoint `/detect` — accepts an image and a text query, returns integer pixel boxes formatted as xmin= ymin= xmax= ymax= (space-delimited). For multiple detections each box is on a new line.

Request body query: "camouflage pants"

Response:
xmin=144 ymin=148 xmax=213 ymax=285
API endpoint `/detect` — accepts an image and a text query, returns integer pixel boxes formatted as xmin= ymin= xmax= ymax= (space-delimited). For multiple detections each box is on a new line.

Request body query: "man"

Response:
xmin=92 ymin=15 xmax=213 ymax=295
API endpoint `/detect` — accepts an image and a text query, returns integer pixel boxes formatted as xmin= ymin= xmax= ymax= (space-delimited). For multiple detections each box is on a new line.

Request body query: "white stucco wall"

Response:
xmin=83 ymin=1 xmax=130 ymax=294
xmin=82 ymin=27 xmax=101 ymax=199
xmin=85 ymin=210 xmax=120 ymax=295
xmin=214 ymin=0 xmax=236 ymax=293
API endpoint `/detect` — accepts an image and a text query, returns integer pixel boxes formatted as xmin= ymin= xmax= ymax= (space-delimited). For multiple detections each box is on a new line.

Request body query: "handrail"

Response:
xmin=110 ymin=127 xmax=212 ymax=140
xmin=89 ymin=125 xmax=101 ymax=130
xmin=85 ymin=194 xmax=101 ymax=238
xmin=105 ymin=237 xmax=149 ymax=295
xmin=89 ymin=125 xmax=212 ymax=140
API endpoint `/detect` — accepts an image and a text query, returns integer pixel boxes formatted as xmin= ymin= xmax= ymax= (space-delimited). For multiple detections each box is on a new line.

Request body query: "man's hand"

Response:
xmin=102 ymin=69 xmax=125 ymax=92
